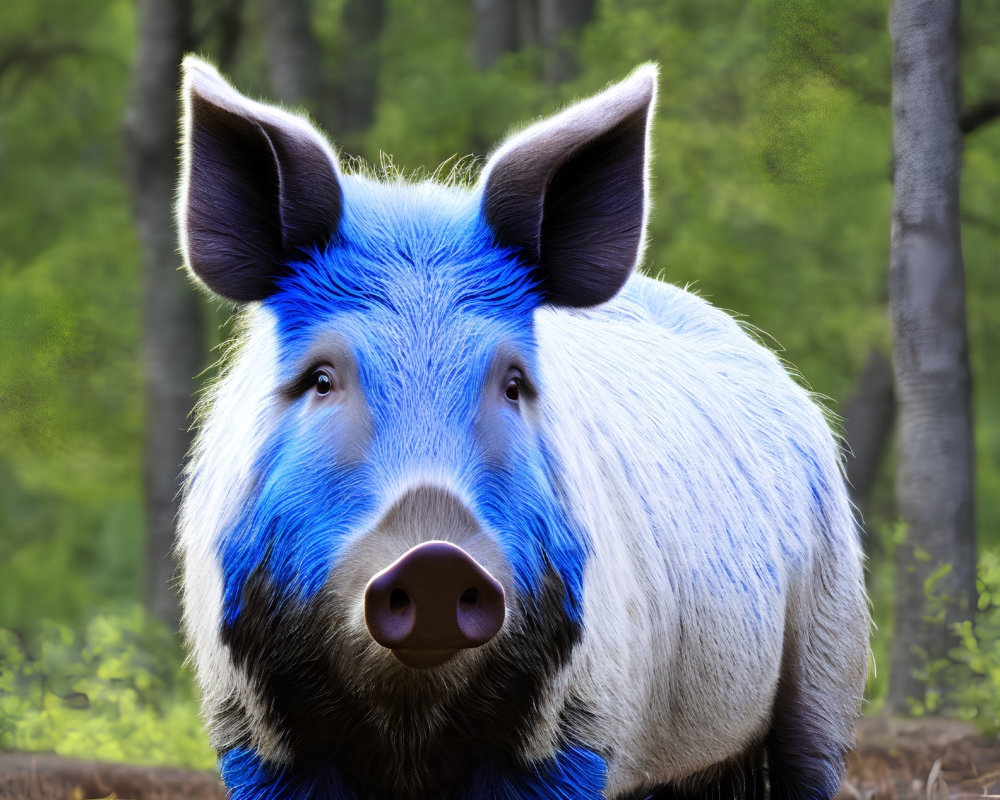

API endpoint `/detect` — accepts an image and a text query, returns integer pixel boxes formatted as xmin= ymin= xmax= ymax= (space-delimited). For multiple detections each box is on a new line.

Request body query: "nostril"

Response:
xmin=389 ymin=588 xmax=410 ymax=613
xmin=458 ymin=587 xmax=478 ymax=610
xmin=455 ymin=577 xmax=504 ymax=646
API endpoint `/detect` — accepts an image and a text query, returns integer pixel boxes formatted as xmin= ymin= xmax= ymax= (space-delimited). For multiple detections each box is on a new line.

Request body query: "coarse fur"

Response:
xmin=176 ymin=57 xmax=869 ymax=799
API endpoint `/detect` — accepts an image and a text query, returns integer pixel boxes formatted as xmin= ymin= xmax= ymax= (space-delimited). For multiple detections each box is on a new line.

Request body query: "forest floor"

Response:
xmin=842 ymin=716 xmax=1000 ymax=799
xmin=0 ymin=717 xmax=997 ymax=799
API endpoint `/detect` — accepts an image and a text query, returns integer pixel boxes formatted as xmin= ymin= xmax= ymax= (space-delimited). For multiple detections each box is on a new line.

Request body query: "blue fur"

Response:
xmin=219 ymin=432 xmax=377 ymax=624
xmin=219 ymin=748 xmax=356 ymax=800
xmin=218 ymin=176 xmax=588 ymax=624
xmin=458 ymin=745 xmax=607 ymax=800
xmin=219 ymin=745 xmax=606 ymax=800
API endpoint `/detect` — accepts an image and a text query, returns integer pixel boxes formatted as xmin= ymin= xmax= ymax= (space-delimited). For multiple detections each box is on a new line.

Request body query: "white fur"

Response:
xmin=521 ymin=274 xmax=868 ymax=794
xmin=176 ymin=307 xmax=291 ymax=762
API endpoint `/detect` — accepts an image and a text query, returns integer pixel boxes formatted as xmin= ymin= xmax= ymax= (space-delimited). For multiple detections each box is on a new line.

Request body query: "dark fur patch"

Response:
xmin=616 ymin=748 xmax=766 ymax=800
xmin=764 ymin=676 xmax=848 ymax=800
xmin=184 ymin=90 xmax=341 ymax=302
xmin=219 ymin=561 xmax=580 ymax=799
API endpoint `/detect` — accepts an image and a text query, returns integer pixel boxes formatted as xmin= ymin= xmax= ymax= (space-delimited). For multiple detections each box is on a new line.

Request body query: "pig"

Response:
xmin=176 ymin=55 xmax=869 ymax=800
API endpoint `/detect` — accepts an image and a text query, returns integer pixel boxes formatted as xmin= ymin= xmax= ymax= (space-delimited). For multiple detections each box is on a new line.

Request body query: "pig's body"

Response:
xmin=176 ymin=58 xmax=868 ymax=799
xmin=534 ymin=275 xmax=866 ymax=795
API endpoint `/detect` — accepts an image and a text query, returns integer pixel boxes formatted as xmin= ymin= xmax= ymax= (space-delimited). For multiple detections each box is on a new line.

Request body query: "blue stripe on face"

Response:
xmin=268 ymin=177 xmax=541 ymax=360
xmin=218 ymin=423 xmax=377 ymax=626
xmin=472 ymin=436 xmax=588 ymax=621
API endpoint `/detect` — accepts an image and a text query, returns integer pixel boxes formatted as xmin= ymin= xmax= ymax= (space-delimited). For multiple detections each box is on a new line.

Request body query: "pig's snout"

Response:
xmin=364 ymin=541 xmax=505 ymax=669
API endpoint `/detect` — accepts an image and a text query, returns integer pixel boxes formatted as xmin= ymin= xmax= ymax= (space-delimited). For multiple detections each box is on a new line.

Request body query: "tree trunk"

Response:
xmin=515 ymin=0 xmax=540 ymax=50
xmin=124 ymin=0 xmax=201 ymax=630
xmin=538 ymin=0 xmax=596 ymax=83
xmin=338 ymin=0 xmax=386 ymax=151
xmin=260 ymin=0 xmax=384 ymax=154
xmin=471 ymin=0 xmax=594 ymax=81
xmin=472 ymin=0 xmax=521 ymax=71
xmin=260 ymin=0 xmax=323 ymax=111
xmin=841 ymin=349 xmax=895 ymax=532
xmin=215 ymin=0 xmax=246 ymax=73
xmin=887 ymin=0 xmax=976 ymax=713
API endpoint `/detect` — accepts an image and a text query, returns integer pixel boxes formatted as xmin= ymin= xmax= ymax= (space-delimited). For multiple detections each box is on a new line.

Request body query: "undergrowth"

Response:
xmin=0 ymin=604 xmax=214 ymax=769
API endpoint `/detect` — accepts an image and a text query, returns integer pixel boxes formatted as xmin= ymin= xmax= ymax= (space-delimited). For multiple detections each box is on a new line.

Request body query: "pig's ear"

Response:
xmin=479 ymin=65 xmax=656 ymax=308
xmin=178 ymin=56 xmax=343 ymax=302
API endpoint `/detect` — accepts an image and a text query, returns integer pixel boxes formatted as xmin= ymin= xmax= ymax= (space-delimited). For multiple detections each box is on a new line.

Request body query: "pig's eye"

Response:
xmin=312 ymin=369 xmax=334 ymax=396
xmin=504 ymin=375 xmax=522 ymax=403
xmin=283 ymin=363 xmax=341 ymax=401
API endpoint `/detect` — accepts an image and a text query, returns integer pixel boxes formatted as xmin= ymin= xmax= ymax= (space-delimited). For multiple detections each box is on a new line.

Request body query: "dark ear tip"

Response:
xmin=178 ymin=57 xmax=342 ymax=304
xmin=478 ymin=64 xmax=657 ymax=310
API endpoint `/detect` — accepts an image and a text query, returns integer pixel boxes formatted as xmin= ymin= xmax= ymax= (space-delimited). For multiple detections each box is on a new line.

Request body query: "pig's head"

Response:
xmin=177 ymin=57 xmax=655 ymax=765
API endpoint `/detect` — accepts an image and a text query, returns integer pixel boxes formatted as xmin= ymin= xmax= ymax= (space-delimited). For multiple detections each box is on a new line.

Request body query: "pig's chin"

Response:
xmin=345 ymin=623 xmax=483 ymax=682
xmin=367 ymin=637 xmax=490 ymax=679
xmin=345 ymin=637 xmax=492 ymax=713
xmin=391 ymin=648 xmax=459 ymax=669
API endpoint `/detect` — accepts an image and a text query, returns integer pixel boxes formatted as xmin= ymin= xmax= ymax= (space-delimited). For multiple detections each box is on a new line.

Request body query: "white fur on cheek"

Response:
xmin=176 ymin=306 xmax=291 ymax=763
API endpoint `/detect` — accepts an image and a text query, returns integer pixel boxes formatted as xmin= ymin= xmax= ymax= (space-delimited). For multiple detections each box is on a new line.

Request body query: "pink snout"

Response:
xmin=364 ymin=541 xmax=505 ymax=669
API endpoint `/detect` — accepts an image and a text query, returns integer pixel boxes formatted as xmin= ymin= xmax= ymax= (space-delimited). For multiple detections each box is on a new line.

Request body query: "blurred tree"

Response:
xmin=338 ymin=0 xmax=387 ymax=141
xmin=261 ymin=0 xmax=385 ymax=153
xmin=196 ymin=0 xmax=247 ymax=73
xmin=261 ymin=0 xmax=324 ymax=110
xmin=841 ymin=349 xmax=895 ymax=537
xmin=0 ymin=0 xmax=147 ymax=629
xmin=124 ymin=0 xmax=200 ymax=629
xmin=540 ymin=0 xmax=597 ymax=82
xmin=472 ymin=0 xmax=523 ymax=70
xmin=887 ymin=0 xmax=976 ymax=712
xmin=471 ymin=0 xmax=594 ymax=81
xmin=0 ymin=43 xmax=86 ymax=89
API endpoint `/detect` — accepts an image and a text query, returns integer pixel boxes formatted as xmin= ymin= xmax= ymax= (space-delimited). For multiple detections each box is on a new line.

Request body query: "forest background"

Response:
xmin=1 ymin=0 xmax=999 ymax=769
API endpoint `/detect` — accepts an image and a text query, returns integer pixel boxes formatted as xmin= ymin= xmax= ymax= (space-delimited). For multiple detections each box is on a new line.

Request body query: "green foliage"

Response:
xmin=0 ymin=606 xmax=213 ymax=768
xmin=863 ymin=521 xmax=905 ymax=711
xmin=962 ymin=0 xmax=1000 ymax=551
xmin=887 ymin=550 xmax=1000 ymax=734
xmin=904 ymin=562 xmax=958 ymax=716
xmin=0 ymin=0 xmax=144 ymax=629
xmin=936 ymin=552 xmax=1000 ymax=734
xmin=2 ymin=0 xmax=1000 ymax=763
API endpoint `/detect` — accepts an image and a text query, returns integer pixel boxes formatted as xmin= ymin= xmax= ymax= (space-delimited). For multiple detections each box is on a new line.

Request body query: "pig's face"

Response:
xmin=177 ymin=57 xmax=654 ymax=773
